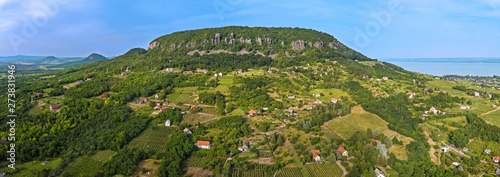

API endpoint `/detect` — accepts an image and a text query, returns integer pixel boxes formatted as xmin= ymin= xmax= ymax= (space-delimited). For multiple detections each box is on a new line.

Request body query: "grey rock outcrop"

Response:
xmin=170 ymin=43 xmax=176 ymax=50
xmin=148 ymin=41 xmax=158 ymax=50
xmin=314 ymin=42 xmax=323 ymax=49
xmin=186 ymin=42 xmax=196 ymax=48
xmin=256 ymin=38 xmax=262 ymax=45
xmin=215 ymin=33 xmax=221 ymax=45
xmin=329 ymin=41 xmax=341 ymax=50
xmin=291 ymin=40 xmax=305 ymax=50
xmin=267 ymin=38 xmax=271 ymax=44
xmin=177 ymin=41 xmax=184 ymax=48
xmin=201 ymin=40 xmax=209 ymax=46
xmin=239 ymin=37 xmax=251 ymax=44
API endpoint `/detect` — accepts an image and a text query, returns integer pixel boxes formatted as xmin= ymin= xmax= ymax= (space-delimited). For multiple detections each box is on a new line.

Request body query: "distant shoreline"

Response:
xmin=379 ymin=58 xmax=500 ymax=63
xmin=379 ymin=59 xmax=500 ymax=76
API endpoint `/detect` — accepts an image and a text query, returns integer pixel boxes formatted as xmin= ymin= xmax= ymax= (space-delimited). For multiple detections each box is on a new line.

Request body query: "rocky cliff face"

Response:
xmin=144 ymin=26 xmax=370 ymax=61
xmin=148 ymin=41 xmax=159 ymax=50
xmin=214 ymin=33 xmax=221 ymax=45
xmin=150 ymin=31 xmax=335 ymax=53
xmin=329 ymin=41 xmax=341 ymax=50
xmin=292 ymin=40 xmax=305 ymax=50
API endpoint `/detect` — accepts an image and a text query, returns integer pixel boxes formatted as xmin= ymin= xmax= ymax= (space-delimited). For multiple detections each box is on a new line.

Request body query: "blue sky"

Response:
xmin=0 ymin=0 xmax=499 ymax=59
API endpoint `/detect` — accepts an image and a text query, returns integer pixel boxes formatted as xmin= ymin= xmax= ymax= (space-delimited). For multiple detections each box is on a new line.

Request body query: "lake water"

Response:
xmin=379 ymin=60 xmax=500 ymax=76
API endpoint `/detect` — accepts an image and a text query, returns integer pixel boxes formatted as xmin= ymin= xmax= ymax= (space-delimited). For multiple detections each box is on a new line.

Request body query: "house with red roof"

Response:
xmin=336 ymin=147 xmax=348 ymax=157
xmin=50 ymin=105 xmax=59 ymax=111
xmin=102 ymin=92 xmax=108 ymax=97
xmin=407 ymin=92 xmax=416 ymax=99
xmin=310 ymin=150 xmax=322 ymax=162
xmin=191 ymin=105 xmax=198 ymax=109
xmin=248 ymin=110 xmax=258 ymax=116
xmin=493 ymin=156 xmax=500 ymax=163
xmin=195 ymin=141 xmax=211 ymax=149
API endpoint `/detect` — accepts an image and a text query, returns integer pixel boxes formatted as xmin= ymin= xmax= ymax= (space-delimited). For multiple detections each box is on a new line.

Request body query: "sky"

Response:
xmin=0 ymin=0 xmax=499 ymax=59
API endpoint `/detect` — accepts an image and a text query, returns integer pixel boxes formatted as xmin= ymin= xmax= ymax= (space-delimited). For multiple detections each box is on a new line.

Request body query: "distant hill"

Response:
xmin=148 ymin=26 xmax=371 ymax=61
xmin=48 ymin=53 xmax=108 ymax=69
xmin=23 ymin=56 xmax=84 ymax=65
xmin=0 ymin=55 xmax=45 ymax=62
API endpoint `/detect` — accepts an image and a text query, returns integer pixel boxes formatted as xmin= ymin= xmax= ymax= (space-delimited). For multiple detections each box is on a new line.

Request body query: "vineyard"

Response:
xmin=231 ymin=164 xmax=275 ymax=177
xmin=127 ymin=125 xmax=176 ymax=152
xmin=257 ymin=150 xmax=273 ymax=158
xmin=185 ymin=157 xmax=205 ymax=167
xmin=275 ymin=167 xmax=304 ymax=177
xmin=304 ymin=162 xmax=343 ymax=177
xmin=61 ymin=155 xmax=103 ymax=176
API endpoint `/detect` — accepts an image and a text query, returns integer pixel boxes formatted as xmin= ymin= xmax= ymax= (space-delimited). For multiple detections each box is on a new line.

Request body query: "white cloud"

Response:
xmin=481 ymin=0 xmax=500 ymax=8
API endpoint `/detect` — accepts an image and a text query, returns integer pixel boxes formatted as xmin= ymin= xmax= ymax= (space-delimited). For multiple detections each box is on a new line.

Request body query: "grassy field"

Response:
xmin=61 ymin=150 xmax=116 ymax=176
xmin=38 ymin=95 xmax=65 ymax=108
xmin=218 ymin=75 xmax=234 ymax=85
xmin=133 ymin=159 xmax=162 ymax=177
xmin=323 ymin=106 xmax=413 ymax=160
xmin=0 ymin=158 xmax=62 ymax=176
xmin=310 ymin=89 xmax=350 ymax=104
xmin=90 ymin=150 xmax=117 ymax=162
xmin=127 ymin=122 xmax=177 ymax=152
xmin=466 ymin=139 xmax=500 ymax=160
xmin=427 ymin=80 xmax=496 ymax=115
xmin=324 ymin=106 xmax=388 ymax=138
xmin=61 ymin=155 xmax=103 ymax=176
xmin=166 ymin=87 xmax=199 ymax=105
xmin=183 ymin=112 xmax=217 ymax=124
xmin=480 ymin=108 xmax=500 ymax=127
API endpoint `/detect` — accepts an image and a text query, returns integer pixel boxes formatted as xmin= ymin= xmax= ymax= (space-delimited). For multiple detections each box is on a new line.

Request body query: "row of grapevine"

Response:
xmin=276 ymin=167 xmax=304 ymax=177
xmin=127 ymin=126 xmax=176 ymax=152
xmin=231 ymin=164 xmax=274 ymax=177
xmin=185 ymin=157 xmax=204 ymax=167
xmin=304 ymin=162 xmax=343 ymax=177
xmin=257 ymin=150 xmax=273 ymax=158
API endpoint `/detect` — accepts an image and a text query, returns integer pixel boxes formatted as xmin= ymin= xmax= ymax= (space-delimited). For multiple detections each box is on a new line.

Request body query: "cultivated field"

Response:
xmin=304 ymin=162 xmax=343 ymax=177
xmin=324 ymin=106 xmax=388 ymax=138
xmin=275 ymin=167 xmax=304 ymax=177
xmin=480 ymin=109 xmax=500 ymax=127
xmin=127 ymin=124 xmax=176 ymax=152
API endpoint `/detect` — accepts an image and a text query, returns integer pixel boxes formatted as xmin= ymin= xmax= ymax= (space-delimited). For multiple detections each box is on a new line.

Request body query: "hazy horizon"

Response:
xmin=1 ymin=1 xmax=499 ymax=58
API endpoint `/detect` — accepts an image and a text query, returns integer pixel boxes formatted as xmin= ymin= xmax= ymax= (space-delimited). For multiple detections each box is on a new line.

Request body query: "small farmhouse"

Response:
xmin=183 ymin=128 xmax=192 ymax=134
xmin=50 ymin=105 xmax=59 ymax=111
xmin=165 ymin=119 xmax=171 ymax=126
xmin=248 ymin=109 xmax=258 ymax=117
xmin=195 ymin=141 xmax=210 ymax=149
xmin=336 ymin=147 xmax=348 ymax=157
xmin=375 ymin=168 xmax=385 ymax=177
xmin=310 ymin=150 xmax=322 ymax=163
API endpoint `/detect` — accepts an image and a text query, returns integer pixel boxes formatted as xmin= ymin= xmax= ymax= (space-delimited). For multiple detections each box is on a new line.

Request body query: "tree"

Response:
xmin=336 ymin=152 xmax=342 ymax=161
xmin=366 ymin=128 xmax=373 ymax=139
xmin=329 ymin=153 xmax=337 ymax=162
xmin=149 ymin=101 xmax=156 ymax=108
xmin=384 ymin=137 xmax=393 ymax=148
